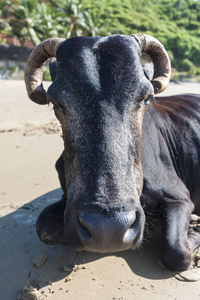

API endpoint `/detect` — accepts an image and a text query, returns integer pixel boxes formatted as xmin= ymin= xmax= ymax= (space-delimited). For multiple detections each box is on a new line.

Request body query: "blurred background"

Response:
xmin=1 ymin=0 xmax=200 ymax=81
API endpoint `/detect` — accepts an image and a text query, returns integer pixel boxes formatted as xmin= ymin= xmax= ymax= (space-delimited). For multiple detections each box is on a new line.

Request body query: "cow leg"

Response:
xmin=36 ymin=153 xmax=67 ymax=245
xmin=36 ymin=195 xmax=66 ymax=245
xmin=55 ymin=152 xmax=66 ymax=195
xmin=161 ymin=201 xmax=194 ymax=271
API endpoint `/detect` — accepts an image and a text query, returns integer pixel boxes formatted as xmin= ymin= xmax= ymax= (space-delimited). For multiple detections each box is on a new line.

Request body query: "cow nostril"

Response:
xmin=78 ymin=215 xmax=92 ymax=240
xmin=123 ymin=211 xmax=140 ymax=243
xmin=129 ymin=211 xmax=139 ymax=229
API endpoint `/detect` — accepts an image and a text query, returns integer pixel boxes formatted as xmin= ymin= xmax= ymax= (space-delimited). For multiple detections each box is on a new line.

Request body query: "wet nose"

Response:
xmin=76 ymin=210 xmax=144 ymax=252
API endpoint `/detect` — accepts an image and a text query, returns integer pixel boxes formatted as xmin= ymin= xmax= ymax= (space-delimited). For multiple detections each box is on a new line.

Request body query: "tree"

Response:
xmin=1 ymin=0 xmax=200 ymax=73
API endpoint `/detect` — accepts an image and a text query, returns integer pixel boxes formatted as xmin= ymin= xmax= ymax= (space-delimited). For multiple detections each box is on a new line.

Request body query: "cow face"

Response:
xmin=46 ymin=36 xmax=153 ymax=251
xmin=25 ymin=34 xmax=170 ymax=252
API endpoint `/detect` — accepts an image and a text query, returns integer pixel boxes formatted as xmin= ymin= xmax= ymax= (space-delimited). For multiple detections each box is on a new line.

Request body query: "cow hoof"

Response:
xmin=162 ymin=248 xmax=191 ymax=271
xmin=36 ymin=198 xmax=66 ymax=245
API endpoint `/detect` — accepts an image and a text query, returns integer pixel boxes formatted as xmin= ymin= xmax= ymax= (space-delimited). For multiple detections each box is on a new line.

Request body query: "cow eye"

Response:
xmin=46 ymin=94 xmax=65 ymax=113
xmin=144 ymin=94 xmax=154 ymax=105
xmin=53 ymin=104 xmax=64 ymax=113
xmin=53 ymin=104 xmax=59 ymax=110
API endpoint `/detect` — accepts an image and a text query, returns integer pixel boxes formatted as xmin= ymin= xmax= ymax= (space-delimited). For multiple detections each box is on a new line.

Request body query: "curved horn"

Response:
xmin=132 ymin=34 xmax=171 ymax=94
xmin=24 ymin=38 xmax=65 ymax=104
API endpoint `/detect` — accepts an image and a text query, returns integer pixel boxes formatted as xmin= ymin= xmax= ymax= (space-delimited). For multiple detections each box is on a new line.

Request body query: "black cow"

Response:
xmin=24 ymin=34 xmax=200 ymax=271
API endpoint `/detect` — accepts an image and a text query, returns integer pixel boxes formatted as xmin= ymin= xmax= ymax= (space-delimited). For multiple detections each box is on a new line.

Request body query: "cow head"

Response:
xmin=25 ymin=34 xmax=170 ymax=252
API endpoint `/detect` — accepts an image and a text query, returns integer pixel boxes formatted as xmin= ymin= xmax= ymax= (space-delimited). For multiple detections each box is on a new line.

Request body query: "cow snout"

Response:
xmin=71 ymin=209 xmax=145 ymax=252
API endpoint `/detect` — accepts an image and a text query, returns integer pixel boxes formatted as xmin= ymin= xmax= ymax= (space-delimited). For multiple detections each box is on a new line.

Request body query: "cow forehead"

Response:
xmin=56 ymin=35 xmax=141 ymax=60
xmin=56 ymin=35 xmax=143 ymax=81
xmin=48 ymin=35 xmax=152 ymax=111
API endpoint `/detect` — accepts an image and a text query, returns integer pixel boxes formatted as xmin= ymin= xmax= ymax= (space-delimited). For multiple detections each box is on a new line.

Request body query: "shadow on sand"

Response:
xmin=0 ymin=188 xmax=174 ymax=299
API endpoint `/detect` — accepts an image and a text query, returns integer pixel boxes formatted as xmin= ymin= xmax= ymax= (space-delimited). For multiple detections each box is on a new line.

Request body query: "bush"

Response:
xmin=181 ymin=58 xmax=196 ymax=75
xmin=43 ymin=68 xmax=51 ymax=81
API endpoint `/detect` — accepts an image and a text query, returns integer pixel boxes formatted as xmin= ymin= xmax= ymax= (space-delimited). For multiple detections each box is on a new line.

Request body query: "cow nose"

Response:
xmin=76 ymin=210 xmax=144 ymax=252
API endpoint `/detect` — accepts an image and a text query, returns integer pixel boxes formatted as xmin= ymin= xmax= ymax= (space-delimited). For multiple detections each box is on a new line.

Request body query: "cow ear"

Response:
xmin=143 ymin=62 xmax=154 ymax=81
xmin=49 ymin=57 xmax=58 ymax=82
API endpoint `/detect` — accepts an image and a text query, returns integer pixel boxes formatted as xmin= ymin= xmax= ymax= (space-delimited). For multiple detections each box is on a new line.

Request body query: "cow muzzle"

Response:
xmin=66 ymin=206 xmax=145 ymax=252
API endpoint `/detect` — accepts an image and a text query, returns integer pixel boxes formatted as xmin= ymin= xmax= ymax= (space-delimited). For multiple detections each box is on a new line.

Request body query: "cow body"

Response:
xmin=25 ymin=35 xmax=200 ymax=271
xmin=142 ymin=94 xmax=200 ymax=214
xmin=141 ymin=94 xmax=200 ymax=270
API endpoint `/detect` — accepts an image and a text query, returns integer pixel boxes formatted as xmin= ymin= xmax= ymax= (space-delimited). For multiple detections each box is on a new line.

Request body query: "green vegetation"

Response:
xmin=1 ymin=0 xmax=200 ymax=74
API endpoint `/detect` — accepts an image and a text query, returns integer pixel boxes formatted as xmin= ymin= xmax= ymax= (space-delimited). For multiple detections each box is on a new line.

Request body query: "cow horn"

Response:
xmin=24 ymin=38 xmax=65 ymax=104
xmin=132 ymin=34 xmax=171 ymax=94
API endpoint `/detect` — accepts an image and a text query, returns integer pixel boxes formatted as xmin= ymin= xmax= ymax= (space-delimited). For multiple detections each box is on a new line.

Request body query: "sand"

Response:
xmin=1 ymin=80 xmax=200 ymax=300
